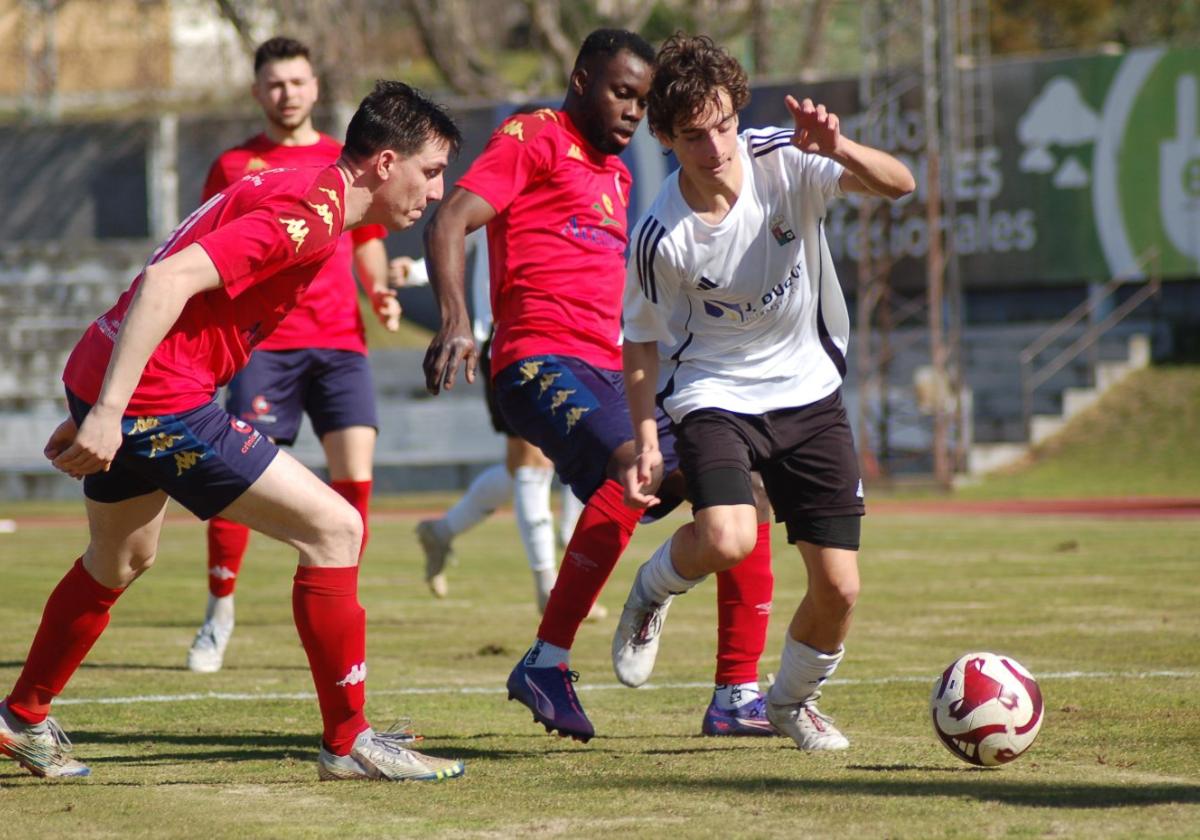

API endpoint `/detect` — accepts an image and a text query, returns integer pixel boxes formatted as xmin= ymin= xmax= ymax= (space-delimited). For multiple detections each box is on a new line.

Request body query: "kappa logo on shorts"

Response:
xmin=564 ymin=406 xmax=589 ymax=432
xmin=174 ymin=449 xmax=206 ymax=476
xmin=148 ymin=431 xmax=185 ymax=458
xmin=128 ymin=417 xmax=160 ymax=435
xmin=549 ymin=388 xmax=576 ymax=413
xmin=538 ymin=372 xmax=562 ymax=395
xmin=336 ymin=662 xmax=367 ymax=687
xmin=519 ymin=360 xmax=544 ymax=382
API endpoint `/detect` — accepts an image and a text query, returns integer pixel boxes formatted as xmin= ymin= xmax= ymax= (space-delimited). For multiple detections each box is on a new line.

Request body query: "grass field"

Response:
xmin=0 ymin=499 xmax=1197 ymax=838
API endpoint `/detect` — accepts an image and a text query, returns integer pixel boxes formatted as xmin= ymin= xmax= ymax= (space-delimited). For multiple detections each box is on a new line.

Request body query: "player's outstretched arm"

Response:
xmin=421 ymin=188 xmax=495 ymax=394
xmin=51 ymin=244 xmax=222 ymax=477
xmin=621 ymin=339 xmax=664 ymax=509
xmin=784 ymin=94 xmax=915 ymax=200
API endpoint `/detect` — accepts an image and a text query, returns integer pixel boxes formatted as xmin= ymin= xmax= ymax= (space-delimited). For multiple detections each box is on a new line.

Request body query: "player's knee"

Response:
xmin=697 ymin=521 xmax=756 ymax=571
xmin=315 ymin=504 xmax=363 ymax=564
xmin=813 ymin=573 xmax=859 ymax=617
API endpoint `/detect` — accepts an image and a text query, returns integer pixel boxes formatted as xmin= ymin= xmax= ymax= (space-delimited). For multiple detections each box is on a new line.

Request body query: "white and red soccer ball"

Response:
xmin=931 ymin=652 xmax=1044 ymax=767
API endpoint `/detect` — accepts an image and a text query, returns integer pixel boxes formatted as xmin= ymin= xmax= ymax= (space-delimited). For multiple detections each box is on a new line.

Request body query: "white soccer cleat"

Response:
xmin=317 ymin=727 xmax=463 ymax=782
xmin=766 ymin=694 xmax=850 ymax=751
xmin=611 ymin=584 xmax=673 ymax=688
xmin=416 ymin=519 xmax=452 ymax=598
xmin=187 ymin=620 xmax=234 ymax=674
xmin=0 ymin=701 xmax=90 ymax=778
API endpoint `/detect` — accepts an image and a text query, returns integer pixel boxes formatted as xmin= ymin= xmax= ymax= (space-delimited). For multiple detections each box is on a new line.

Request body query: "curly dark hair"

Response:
xmin=648 ymin=33 xmax=749 ymax=138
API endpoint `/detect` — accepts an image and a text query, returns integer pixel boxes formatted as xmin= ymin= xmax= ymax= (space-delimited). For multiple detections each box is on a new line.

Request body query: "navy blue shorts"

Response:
xmin=493 ymin=355 xmax=680 ymax=518
xmin=226 ymin=348 xmax=378 ymax=445
xmin=66 ymin=389 xmax=279 ymax=521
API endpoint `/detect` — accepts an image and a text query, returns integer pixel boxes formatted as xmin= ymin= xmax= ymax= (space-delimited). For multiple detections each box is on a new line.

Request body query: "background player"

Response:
xmin=187 ymin=37 xmax=399 ymax=674
xmin=0 ymin=81 xmax=465 ymax=781
xmin=616 ymin=34 xmax=915 ymax=750
xmin=392 ymin=245 xmax=588 ymax=612
xmin=422 ymin=29 xmax=777 ymax=741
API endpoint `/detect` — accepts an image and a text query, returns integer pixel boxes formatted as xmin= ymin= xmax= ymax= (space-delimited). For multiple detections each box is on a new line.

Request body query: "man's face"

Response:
xmin=660 ymin=88 xmax=740 ymax=184
xmin=252 ymin=56 xmax=319 ymax=131
xmin=576 ymin=50 xmax=652 ymax=155
xmin=376 ymin=137 xmax=452 ymax=230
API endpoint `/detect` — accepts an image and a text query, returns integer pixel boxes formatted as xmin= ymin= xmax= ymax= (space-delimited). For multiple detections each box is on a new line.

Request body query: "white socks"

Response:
xmin=714 ymin=682 xmax=762 ymax=709
xmin=633 ymin=536 xmax=705 ymax=604
xmin=558 ymin=486 xmax=584 ymax=548
xmin=204 ymin=593 xmax=234 ymax=628
xmin=524 ymin=638 xmax=570 ymax=668
xmin=444 ymin=463 xmax=512 ymax=536
xmin=768 ymin=634 xmax=844 ymax=706
xmin=514 ymin=465 xmax=556 ymax=573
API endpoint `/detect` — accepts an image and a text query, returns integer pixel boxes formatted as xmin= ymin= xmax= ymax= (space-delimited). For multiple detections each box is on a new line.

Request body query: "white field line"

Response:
xmin=53 ymin=669 xmax=1199 ymax=707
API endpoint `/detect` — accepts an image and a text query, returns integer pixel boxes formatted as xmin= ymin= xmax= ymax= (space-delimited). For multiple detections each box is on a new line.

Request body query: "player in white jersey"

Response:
xmin=612 ymin=34 xmax=915 ymax=751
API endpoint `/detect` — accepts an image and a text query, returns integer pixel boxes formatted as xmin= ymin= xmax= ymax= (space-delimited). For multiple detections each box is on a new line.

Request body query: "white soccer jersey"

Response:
xmin=623 ymin=126 xmax=850 ymax=423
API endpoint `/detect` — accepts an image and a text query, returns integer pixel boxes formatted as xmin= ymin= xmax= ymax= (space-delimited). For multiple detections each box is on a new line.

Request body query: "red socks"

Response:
xmin=206 ymin=516 xmax=250 ymax=598
xmin=6 ymin=559 xmax=125 ymax=724
xmin=714 ymin=521 xmax=774 ymax=685
xmin=537 ymin=479 xmax=641 ymax=649
xmin=292 ymin=565 xmax=368 ymax=755
xmin=330 ymin=479 xmax=371 ymax=558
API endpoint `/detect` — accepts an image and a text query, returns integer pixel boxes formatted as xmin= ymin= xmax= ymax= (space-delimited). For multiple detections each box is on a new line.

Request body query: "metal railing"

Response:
xmin=1019 ymin=249 xmax=1162 ymax=436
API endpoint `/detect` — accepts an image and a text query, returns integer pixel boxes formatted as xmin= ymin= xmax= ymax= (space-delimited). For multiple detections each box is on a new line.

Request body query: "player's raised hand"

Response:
xmin=621 ymin=448 xmax=664 ymax=510
xmin=422 ymin=321 xmax=477 ymax=395
xmin=46 ymin=410 xmax=120 ymax=478
xmin=371 ymin=287 xmax=402 ymax=332
xmin=786 ymin=95 xmax=843 ymax=157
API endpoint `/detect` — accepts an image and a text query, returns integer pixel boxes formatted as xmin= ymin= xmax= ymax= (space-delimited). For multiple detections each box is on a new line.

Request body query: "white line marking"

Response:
xmin=52 ymin=670 xmax=1198 ymax=707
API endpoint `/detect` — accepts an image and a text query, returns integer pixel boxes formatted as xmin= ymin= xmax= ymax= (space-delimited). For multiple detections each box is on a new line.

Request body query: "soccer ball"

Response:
xmin=930 ymin=652 xmax=1044 ymax=767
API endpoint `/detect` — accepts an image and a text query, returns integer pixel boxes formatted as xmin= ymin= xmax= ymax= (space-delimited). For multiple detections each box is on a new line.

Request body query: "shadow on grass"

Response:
xmin=587 ymin=772 xmax=1200 ymax=808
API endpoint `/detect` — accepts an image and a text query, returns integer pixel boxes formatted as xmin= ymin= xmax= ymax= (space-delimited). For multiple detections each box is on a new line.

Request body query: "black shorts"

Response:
xmin=675 ymin=390 xmax=864 ymax=545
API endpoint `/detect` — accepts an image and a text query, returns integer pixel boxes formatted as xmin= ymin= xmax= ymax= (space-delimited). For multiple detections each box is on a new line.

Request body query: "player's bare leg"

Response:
xmin=322 ymin=425 xmax=376 ymax=557
xmin=766 ymin=544 xmax=859 ymax=751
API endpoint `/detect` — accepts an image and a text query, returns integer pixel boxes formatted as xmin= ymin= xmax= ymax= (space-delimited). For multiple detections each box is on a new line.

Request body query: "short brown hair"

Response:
xmin=648 ymin=34 xmax=749 ymax=138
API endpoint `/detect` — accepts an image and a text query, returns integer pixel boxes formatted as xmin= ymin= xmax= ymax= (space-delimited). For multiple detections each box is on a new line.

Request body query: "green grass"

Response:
xmin=1 ymin=500 xmax=1197 ymax=837
xmin=961 ymin=365 xmax=1200 ymax=499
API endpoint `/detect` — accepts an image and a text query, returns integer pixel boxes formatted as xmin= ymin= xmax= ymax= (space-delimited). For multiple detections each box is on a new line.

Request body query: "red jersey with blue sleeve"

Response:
xmin=456 ymin=109 xmax=632 ymax=374
xmin=203 ymin=133 xmax=387 ymax=353
xmin=63 ymin=165 xmax=346 ymax=415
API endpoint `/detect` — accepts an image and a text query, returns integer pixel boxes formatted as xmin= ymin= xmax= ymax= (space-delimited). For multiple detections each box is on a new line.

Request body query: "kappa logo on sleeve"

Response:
xmin=500 ymin=120 xmax=525 ymax=142
xmin=318 ymin=186 xmax=341 ymax=212
xmin=278 ymin=217 xmax=310 ymax=253
xmin=306 ymin=200 xmax=334 ymax=235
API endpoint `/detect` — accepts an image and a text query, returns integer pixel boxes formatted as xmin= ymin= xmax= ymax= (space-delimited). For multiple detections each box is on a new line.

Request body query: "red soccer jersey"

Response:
xmin=64 ymin=165 xmax=347 ymax=415
xmin=203 ymin=133 xmax=386 ymax=353
xmin=456 ymin=109 xmax=632 ymax=374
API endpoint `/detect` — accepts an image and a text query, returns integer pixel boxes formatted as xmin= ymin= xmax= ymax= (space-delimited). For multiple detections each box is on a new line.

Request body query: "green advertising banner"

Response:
xmin=746 ymin=47 xmax=1200 ymax=288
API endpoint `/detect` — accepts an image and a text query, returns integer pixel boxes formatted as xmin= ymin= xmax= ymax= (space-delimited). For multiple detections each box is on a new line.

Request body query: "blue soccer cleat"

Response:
xmin=506 ymin=660 xmax=595 ymax=743
xmin=701 ymin=691 xmax=780 ymax=737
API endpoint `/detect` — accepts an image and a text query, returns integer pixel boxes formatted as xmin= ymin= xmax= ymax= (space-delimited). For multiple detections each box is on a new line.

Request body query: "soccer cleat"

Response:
xmin=766 ymin=693 xmax=850 ymax=751
xmin=187 ymin=620 xmax=234 ymax=673
xmin=506 ymin=660 xmax=595 ymax=743
xmin=415 ymin=519 xmax=452 ymax=598
xmin=701 ymin=692 xmax=779 ymax=737
xmin=611 ymin=584 xmax=673 ymax=687
xmin=317 ymin=727 xmax=463 ymax=782
xmin=0 ymin=701 xmax=91 ymax=778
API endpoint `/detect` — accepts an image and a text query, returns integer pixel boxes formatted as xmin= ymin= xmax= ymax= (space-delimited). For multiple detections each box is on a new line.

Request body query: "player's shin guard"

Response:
xmin=292 ymin=565 xmax=368 ymax=755
xmin=207 ymin=516 xmax=250 ymax=598
xmin=714 ymin=521 xmax=774 ymax=685
xmin=537 ymin=479 xmax=640 ymax=649
xmin=6 ymin=558 xmax=125 ymax=724
xmin=331 ymin=480 xmax=372 ymax=558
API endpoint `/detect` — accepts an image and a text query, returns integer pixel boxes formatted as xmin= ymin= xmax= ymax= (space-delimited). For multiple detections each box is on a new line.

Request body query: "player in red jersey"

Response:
xmin=0 ymin=81 xmax=466 ymax=782
xmin=423 ymin=30 xmax=778 ymax=742
xmin=186 ymin=37 xmax=398 ymax=674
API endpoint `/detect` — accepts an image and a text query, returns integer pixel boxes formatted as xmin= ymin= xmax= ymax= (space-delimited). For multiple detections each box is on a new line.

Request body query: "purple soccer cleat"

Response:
xmin=701 ymin=692 xmax=780 ymax=737
xmin=506 ymin=660 xmax=595 ymax=743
